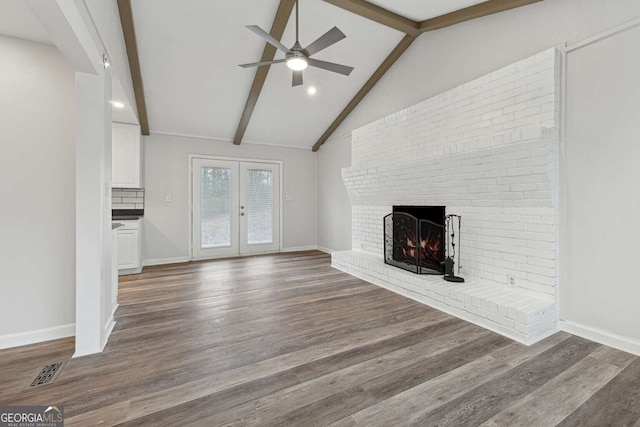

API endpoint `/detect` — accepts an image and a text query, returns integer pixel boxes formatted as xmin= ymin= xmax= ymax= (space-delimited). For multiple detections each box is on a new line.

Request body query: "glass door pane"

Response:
xmin=192 ymin=158 xmax=239 ymax=259
xmin=201 ymin=167 xmax=231 ymax=248
xmin=240 ymin=162 xmax=280 ymax=255
xmin=246 ymin=169 xmax=273 ymax=244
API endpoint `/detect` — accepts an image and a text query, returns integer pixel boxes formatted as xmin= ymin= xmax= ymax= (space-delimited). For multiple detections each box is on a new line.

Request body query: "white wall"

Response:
xmin=562 ymin=22 xmax=640 ymax=353
xmin=316 ymin=135 xmax=351 ymax=252
xmin=0 ymin=35 xmax=76 ymax=347
xmin=316 ymin=0 xmax=640 ymax=251
xmin=143 ymin=134 xmax=317 ymax=263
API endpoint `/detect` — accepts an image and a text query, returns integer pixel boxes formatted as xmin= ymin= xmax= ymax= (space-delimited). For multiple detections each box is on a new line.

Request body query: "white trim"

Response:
xmin=143 ymin=256 xmax=190 ymax=267
xmin=188 ymin=155 xmax=193 ymax=261
xmin=560 ymin=320 xmax=640 ymax=357
xmin=566 ymin=17 xmax=640 ymax=53
xmin=118 ymin=266 xmax=143 ymax=275
xmin=0 ymin=323 xmax=75 ymax=350
xmin=188 ymin=155 xmax=284 ymax=261
xmin=281 ymin=245 xmax=319 ymax=253
xmin=191 ymin=250 xmax=281 ymax=262
xmin=101 ymin=317 xmax=116 ymax=351
xmin=558 ymin=43 xmax=567 ymax=327
xmin=319 ymin=132 xmax=351 ymax=149
xmin=187 ymin=154 xmax=283 ymax=167
xmin=317 ymin=246 xmax=332 ymax=254
xmin=151 ymin=131 xmax=312 ymax=151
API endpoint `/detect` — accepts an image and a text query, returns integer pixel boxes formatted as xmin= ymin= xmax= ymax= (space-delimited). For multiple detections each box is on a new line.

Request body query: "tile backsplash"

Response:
xmin=112 ymin=188 xmax=144 ymax=210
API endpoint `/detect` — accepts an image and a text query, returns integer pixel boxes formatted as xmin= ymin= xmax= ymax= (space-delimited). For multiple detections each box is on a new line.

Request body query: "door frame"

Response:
xmin=188 ymin=154 xmax=284 ymax=261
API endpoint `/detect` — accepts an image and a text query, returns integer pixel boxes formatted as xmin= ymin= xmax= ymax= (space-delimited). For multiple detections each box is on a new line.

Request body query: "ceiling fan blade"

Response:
xmin=303 ymin=27 xmax=346 ymax=57
xmin=307 ymin=58 xmax=354 ymax=76
xmin=239 ymin=59 xmax=286 ymax=68
xmin=246 ymin=25 xmax=290 ymax=54
xmin=292 ymin=70 xmax=303 ymax=87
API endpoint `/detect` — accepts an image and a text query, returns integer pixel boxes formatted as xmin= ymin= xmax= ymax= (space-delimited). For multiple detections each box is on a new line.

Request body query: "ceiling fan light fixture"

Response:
xmin=286 ymin=57 xmax=308 ymax=71
xmin=239 ymin=0 xmax=353 ymax=87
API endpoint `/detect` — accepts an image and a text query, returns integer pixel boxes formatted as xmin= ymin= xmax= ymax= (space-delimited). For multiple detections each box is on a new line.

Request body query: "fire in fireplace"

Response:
xmin=384 ymin=206 xmax=445 ymax=274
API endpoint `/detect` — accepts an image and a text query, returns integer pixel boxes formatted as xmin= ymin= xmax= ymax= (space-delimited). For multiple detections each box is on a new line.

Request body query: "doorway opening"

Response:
xmin=191 ymin=157 xmax=281 ymax=259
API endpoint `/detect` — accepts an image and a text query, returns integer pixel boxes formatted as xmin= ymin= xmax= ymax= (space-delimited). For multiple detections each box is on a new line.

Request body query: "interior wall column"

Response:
xmin=74 ymin=69 xmax=112 ymax=357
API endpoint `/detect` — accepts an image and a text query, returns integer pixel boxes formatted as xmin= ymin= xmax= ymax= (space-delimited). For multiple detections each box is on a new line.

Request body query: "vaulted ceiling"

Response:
xmin=130 ymin=0 xmax=406 ymax=148
xmin=128 ymin=0 xmax=524 ymax=150
xmin=1 ymin=0 xmax=541 ymax=151
xmin=367 ymin=0 xmax=491 ymax=21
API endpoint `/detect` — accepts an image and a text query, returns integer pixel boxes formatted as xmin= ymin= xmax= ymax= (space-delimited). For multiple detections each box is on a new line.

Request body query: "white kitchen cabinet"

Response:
xmin=112 ymin=122 xmax=142 ymax=188
xmin=116 ymin=220 xmax=142 ymax=275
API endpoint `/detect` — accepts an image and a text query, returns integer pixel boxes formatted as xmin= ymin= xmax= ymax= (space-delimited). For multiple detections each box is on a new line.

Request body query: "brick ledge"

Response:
xmin=332 ymin=250 xmax=558 ymax=345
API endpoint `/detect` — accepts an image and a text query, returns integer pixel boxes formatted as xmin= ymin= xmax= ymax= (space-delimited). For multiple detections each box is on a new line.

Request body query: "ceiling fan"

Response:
xmin=239 ymin=0 xmax=354 ymax=87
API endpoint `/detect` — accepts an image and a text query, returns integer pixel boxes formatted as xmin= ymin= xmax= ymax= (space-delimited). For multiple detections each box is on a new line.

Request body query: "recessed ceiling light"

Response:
xmin=110 ymin=101 xmax=125 ymax=109
xmin=307 ymin=86 xmax=317 ymax=95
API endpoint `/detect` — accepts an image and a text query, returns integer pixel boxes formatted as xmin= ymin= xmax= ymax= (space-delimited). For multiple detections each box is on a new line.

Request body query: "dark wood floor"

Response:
xmin=1 ymin=251 xmax=639 ymax=426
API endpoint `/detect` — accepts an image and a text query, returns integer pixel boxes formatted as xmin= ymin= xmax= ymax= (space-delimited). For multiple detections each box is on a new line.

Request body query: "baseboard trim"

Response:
xmin=101 ymin=317 xmax=117 ymax=351
xmin=316 ymin=246 xmax=332 ymax=254
xmin=280 ymin=246 xmax=319 ymax=253
xmin=143 ymin=257 xmax=190 ymax=267
xmin=144 ymin=249 xmax=326 ymax=267
xmin=560 ymin=320 xmax=640 ymax=356
xmin=0 ymin=323 xmax=75 ymax=350
xmin=118 ymin=267 xmax=143 ymax=275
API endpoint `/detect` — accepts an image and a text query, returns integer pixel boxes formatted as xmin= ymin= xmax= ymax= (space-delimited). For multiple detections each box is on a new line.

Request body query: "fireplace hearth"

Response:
xmin=384 ymin=206 xmax=445 ymax=275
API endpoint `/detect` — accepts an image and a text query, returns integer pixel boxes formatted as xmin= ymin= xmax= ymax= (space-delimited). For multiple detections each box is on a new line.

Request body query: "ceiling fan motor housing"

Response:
xmin=286 ymin=50 xmax=307 ymax=61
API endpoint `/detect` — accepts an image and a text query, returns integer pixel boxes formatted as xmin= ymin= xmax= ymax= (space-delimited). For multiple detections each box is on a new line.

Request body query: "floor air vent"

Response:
xmin=28 ymin=361 xmax=66 ymax=388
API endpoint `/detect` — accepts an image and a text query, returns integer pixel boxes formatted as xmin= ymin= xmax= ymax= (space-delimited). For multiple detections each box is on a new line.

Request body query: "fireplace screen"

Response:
xmin=384 ymin=211 xmax=445 ymax=275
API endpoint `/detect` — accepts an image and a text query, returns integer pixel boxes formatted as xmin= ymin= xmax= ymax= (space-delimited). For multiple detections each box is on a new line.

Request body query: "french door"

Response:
xmin=192 ymin=158 xmax=280 ymax=259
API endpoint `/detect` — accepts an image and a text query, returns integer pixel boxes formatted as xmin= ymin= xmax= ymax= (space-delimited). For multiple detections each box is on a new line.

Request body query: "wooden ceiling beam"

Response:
xmin=312 ymin=34 xmax=416 ymax=152
xmin=321 ymin=0 xmax=420 ymax=37
xmin=233 ymin=0 xmax=296 ymax=145
xmin=419 ymin=0 xmax=544 ymax=32
xmin=117 ymin=0 xmax=150 ymax=135
xmin=313 ymin=0 xmax=543 ymax=151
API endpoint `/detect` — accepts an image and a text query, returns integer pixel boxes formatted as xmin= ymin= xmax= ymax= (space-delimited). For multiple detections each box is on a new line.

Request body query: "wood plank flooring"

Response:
xmin=1 ymin=251 xmax=638 ymax=426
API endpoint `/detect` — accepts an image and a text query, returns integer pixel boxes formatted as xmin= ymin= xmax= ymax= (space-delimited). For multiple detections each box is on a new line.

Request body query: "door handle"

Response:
xmin=240 ymin=212 xmax=245 ymax=216
xmin=240 ymin=205 xmax=245 ymax=209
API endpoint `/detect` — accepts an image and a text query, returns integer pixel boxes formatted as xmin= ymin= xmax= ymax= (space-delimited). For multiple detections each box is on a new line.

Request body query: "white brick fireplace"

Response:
xmin=333 ymin=48 xmax=561 ymax=345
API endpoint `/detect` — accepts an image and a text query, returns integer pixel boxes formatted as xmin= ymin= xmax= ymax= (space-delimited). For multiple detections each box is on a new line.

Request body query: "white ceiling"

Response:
xmin=243 ymin=1 xmax=402 ymax=146
xmin=112 ymin=77 xmax=139 ymax=124
xmin=0 ymin=0 xmax=51 ymax=44
xmin=367 ymin=0 xmax=490 ymax=22
xmin=129 ymin=0 xmax=496 ymax=149
xmin=0 ymin=0 xmax=500 ymax=150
